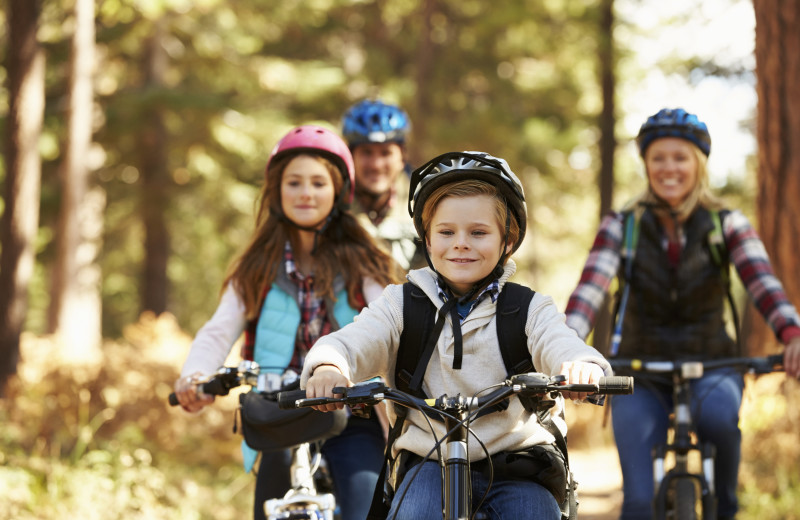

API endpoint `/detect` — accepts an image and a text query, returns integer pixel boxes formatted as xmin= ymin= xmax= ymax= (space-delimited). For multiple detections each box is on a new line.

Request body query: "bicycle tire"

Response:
xmin=670 ymin=477 xmax=697 ymax=520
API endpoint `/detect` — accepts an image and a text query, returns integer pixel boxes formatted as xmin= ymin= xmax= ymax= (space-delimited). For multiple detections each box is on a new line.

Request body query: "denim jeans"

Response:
xmin=611 ymin=370 xmax=744 ymax=519
xmin=386 ymin=458 xmax=561 ymax=520
xmin=254 ymin=414 xmax=384 ymax=520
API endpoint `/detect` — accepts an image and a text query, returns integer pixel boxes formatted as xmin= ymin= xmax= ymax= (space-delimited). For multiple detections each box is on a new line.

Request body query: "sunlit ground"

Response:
xmin=1 ymin=312 xmax=797 ymax=519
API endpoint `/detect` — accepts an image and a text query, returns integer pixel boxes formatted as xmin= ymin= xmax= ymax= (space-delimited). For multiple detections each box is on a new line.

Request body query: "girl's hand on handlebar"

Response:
xmin=558 ymin=361 xmax=606 ymax=401
xmin=305 ymin=365 xmax=350 ymax=412
xmin=173 ymin=372 xmax=214 ymax=413
xmin=785 ymin=337 xmax=800 ymax=379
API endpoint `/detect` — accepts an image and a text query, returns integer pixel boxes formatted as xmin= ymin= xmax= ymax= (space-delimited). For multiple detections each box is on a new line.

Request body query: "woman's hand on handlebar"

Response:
xmin=558 ymin=361 xmax=606 ymax=401
xmin=305 ymin=365 xmax=351 ymax=412
xmin=786 ymin=337 xmax=800 ymax=379
xmin=173 ymin=372 xmax=214 ymax=413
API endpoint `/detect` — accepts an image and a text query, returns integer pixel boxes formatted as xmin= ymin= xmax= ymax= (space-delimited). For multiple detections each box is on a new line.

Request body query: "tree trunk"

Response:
xmin=750 ymin=0 xmax=800 ymax=355
xmin=0 ymin=0 xmax=45 ymax=393
xmin=592 ymin=0 xmax=617 ymax=355
xmin=140 ymin=19 xmax=171 ymax=316
xmin=410 ymin=0 xmax=436 ymax=166
xmin=48 ymin=0 xmax=103 ymax=363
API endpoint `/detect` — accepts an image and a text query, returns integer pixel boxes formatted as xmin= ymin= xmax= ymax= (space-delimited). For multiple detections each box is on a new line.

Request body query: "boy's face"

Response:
xmin=426 ymin=194 xmax=511 ymax=297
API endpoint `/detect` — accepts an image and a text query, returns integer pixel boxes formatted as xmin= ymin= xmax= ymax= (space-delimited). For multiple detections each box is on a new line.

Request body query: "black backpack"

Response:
xmin=367 ymin=281 xmax=577 ymax=519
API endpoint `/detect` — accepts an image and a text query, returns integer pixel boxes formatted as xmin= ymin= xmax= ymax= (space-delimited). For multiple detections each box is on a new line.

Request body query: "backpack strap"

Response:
xmin=496 ymin=282 xmax=536 ymax=375
xmin=610 ymin=211 xmax=639 ymax=356
xmin=395 ymin=282 xmax=451 ymax=397
xmin=708 ymin=209 xmax=741 ymax=355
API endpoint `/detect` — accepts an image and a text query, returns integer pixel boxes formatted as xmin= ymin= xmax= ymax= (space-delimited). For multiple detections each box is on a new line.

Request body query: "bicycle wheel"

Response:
xmin=668 ymin=477 xmax=697 ymax=520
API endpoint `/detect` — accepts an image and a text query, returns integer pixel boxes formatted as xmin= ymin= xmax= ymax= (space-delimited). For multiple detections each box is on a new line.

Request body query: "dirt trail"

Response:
xmin=569 ymin=445 xmax=623 ymax=520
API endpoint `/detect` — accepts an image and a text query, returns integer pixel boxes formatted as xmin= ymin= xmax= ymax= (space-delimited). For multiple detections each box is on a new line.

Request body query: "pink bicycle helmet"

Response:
xmin=266 ymin=125 xmax=355 ymax=206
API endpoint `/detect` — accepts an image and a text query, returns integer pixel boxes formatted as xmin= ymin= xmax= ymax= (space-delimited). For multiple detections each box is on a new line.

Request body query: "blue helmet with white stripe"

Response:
xmin=341 ymin=100 xmax=411 ymax=147
xmin=636 ymin=108 xmax=711 ymax=157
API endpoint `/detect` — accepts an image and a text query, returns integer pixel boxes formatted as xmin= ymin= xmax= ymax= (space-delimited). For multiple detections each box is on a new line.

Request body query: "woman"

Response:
xmin=173 ymin=125 xmax=403 ymax=520
xmin=565 ymin=108 xmax=800 ymax=520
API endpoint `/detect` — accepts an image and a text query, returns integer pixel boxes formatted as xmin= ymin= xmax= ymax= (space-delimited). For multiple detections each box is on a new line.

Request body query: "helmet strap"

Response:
xmin=278 ymin=209 xmax=338 ymax=255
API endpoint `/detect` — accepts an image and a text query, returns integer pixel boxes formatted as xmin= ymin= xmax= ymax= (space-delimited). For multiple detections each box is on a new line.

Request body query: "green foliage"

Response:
xmin=2 ymin=0 xmax=755 ymax=335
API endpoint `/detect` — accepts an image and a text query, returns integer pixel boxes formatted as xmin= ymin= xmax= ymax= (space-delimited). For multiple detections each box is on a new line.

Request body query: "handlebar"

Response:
xmin=608 ymin=354 xmax=785 ymax=380
xmin=168 ymin=361 xmax=264 ymax=407
xmin=278 ymin=373 xmax=634 ymax=413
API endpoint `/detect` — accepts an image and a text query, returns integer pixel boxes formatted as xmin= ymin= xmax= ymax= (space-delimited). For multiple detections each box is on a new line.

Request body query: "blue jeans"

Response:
xmin=254 ymin=414 xmax=384 ymax=520
xmin=386 ymin=459 xmax=561 ymax=520
xmin=611 ymin=370 xmax=744 ymax=519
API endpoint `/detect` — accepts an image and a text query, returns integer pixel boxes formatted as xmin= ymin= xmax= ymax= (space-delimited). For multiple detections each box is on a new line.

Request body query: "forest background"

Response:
xmin=1 ymin=0 xmax=799 ymax=519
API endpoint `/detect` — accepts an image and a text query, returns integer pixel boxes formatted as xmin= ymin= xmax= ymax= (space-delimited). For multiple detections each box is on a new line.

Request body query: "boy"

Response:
xmin=302 ymin=151 xmax=611 ymax=520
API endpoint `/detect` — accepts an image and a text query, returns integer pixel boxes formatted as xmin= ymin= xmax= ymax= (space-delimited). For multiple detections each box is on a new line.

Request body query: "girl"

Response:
xmin=302 ymin=151 xmax=611 ymax=520
xmin=174 ymin=125 xmax=403 ymax=520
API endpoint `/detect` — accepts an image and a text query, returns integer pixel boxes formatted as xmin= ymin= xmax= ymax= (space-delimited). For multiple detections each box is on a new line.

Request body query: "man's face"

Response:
xmin=352 ymin=142 xmax=405 ymax=196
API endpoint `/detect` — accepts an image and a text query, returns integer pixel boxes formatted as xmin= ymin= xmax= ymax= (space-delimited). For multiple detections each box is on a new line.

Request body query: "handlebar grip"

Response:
xmin=766 ymin=353 xmax=785 ymax=367
xmin=278 ymin=389 xmax=307 ymax=409
xmin=200 ymin=378 xmax=229 ymax=396
xmin=168 ymin=392 xmax=179 ymax=406
xmin=598 ymin=376 xmax=634 ymax=394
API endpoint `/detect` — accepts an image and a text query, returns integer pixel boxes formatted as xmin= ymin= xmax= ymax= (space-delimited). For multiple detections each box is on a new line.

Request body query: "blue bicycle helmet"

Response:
xmin=636 ymin=108 xmax=711 ymax=157
xmin=341 ymin=100 xmax=411 ymax=147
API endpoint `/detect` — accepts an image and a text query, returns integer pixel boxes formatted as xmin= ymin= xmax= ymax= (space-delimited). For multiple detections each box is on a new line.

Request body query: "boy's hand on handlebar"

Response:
xmin=558 ymin=361 xmax=606 ymax=401
xmin=173 ymin=372 xmax=214 ymax=413
xmin=305 ymin=365 xmax=350 ymax=412
xmin=786 ymin=337 xmax=800 ymax=379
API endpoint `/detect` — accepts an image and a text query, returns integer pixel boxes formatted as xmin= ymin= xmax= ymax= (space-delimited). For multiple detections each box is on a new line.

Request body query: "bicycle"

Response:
xmin=278 ymin=372 xmax=634 ymax=520
xmin=608 ymin=353 xmax=785 ymax=520
xmin=169 ymin=361 xmax=345 ymax=520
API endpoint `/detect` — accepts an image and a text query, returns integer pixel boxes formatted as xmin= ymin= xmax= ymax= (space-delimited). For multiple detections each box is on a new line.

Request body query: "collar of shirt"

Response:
xmin=282 ymin=241 xmax=332 ymax=368
xmin=436 ymin=278 xmax=500 ymax=322
xmin=284 ymin=241 xmax=309 ymax=283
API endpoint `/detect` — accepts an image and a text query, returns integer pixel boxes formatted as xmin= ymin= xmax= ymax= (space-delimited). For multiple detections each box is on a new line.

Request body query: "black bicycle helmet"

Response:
xmin=636 ymin=108 xmax=711 ymax=157
xmin=341 ymin=99 xmax=411 ymax=147
xmin=408 ymin=151 xmax=527 ymax=254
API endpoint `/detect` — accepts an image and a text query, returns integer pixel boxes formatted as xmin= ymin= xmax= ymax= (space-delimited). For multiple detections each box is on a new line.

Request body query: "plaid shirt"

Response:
xmin=565 ymin=209 xmax=800 ymax=345
xmin=284 ymin=242 xmax=332 ymax=371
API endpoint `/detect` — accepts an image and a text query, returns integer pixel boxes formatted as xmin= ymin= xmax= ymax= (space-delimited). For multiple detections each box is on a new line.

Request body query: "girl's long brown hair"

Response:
xmin=224 ymin=152 xmax=403 ymax=318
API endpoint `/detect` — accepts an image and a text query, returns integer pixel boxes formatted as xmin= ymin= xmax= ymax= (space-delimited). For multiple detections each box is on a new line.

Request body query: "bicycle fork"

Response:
xmin=652 ymin=385 xmax=717 ymax=519
xmin=443 ymin=413 xmax=471 ymax=520
xmin=264 ymin=443 xmax=336 ymax=520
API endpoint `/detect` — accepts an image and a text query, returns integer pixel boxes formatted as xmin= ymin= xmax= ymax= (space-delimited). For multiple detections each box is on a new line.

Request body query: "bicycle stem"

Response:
xmin=443 ymin=411 xmax=471 ymax=520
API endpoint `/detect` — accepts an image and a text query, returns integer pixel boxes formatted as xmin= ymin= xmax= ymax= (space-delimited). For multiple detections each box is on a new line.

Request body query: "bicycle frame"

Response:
xmin=169 ymin=362 xmax=339 ymax=520
xmin=264 ymin=441 xmax=336 ymax=520
xmin=280 ymin=373 xmax=633 ymax=520
xmin=653 ymin=363 xmax=716 ymax=520
xmin=609 ymin=355 xmax=784 ymax=520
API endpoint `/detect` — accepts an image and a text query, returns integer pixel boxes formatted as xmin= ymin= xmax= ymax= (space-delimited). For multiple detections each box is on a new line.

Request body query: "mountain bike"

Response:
xmin=278 ymin=372 xmax=634 ymax=520
xmin=608 ymin=354 xmax=785 ymax=520
xmin=169 ymin=361 xmax=345 ymax=520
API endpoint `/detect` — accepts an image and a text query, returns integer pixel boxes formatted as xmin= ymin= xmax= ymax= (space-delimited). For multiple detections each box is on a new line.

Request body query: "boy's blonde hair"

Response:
xmin=420 ymin=179 xmax=520 ymax=263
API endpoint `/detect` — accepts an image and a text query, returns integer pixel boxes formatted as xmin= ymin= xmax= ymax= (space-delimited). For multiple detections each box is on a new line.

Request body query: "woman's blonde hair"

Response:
xmin=420 ymin=179 xmax=519 ymax=264
xmin=224 ymin=152 xmax=403 ymax=318
xmin=625 ymin=142 xmax=724 ymax=221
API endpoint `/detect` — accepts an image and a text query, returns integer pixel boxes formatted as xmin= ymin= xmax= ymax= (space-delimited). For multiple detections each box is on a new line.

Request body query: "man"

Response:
xmin=341 ymin=99 xmax=425 ymax=271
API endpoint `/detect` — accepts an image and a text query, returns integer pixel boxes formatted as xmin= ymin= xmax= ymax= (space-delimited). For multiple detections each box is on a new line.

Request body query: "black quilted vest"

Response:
xmin=617 ymin=207 xmax=736 ymax=359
